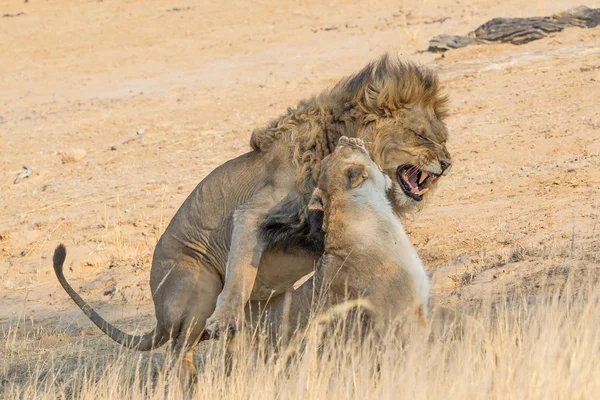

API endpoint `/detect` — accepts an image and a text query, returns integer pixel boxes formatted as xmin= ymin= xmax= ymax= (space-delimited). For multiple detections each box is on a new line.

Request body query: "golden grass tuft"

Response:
xmin=3 ymin=271 xmax=600 ymax=399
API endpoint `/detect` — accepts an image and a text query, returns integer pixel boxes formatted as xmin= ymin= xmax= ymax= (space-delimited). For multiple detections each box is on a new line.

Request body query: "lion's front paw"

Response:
xmin=203 ymin=316 xmax=236 ymax=340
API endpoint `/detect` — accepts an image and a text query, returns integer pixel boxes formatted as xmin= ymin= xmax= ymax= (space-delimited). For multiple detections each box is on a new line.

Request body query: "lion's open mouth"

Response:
xmin=396 ymin=164 xmax=438 ymax=202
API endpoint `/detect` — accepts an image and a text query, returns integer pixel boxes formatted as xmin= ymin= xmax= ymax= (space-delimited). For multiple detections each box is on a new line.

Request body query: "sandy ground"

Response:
xmin=1 ymin=0 xmax=599 ymax=339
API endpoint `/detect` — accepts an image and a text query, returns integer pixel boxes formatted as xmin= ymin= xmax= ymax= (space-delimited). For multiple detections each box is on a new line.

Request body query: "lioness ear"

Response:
xmin=346 ymin=164 xmax=368 ymax=189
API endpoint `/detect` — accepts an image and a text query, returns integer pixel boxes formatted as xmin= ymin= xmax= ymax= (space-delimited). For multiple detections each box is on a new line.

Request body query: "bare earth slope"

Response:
xmin=1 ymin=0 xmax=599 ymax=337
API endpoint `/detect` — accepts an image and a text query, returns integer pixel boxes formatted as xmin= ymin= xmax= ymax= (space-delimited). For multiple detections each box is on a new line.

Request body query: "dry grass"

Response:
xmin=2 ymin=271 xmax=600 ymax=400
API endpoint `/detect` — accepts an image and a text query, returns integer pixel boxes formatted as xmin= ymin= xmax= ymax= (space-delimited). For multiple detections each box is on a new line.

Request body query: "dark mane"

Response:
xmin=328 ymin=54 xmax=449 ymax=119
xmin=259 ymin=194 xmax=324 ymax=254
xmin=249 ymin=54 xmax=449 ymax=197
xmin=250 ymin=54 xmax=448 ymax=153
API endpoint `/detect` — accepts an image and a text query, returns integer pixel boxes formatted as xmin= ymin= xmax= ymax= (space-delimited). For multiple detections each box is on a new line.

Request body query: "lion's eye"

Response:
xmin=417 ymin=134 xmax=430 ymax=142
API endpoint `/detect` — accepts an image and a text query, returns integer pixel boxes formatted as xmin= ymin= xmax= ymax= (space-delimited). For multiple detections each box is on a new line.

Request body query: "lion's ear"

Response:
xmin=346 ymin=164 xmax=369 ymax=189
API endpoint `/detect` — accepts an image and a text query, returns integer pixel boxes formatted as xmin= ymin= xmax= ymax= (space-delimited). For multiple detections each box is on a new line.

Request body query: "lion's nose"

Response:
xmin=440 ymin=160 xmax=451 ymax=174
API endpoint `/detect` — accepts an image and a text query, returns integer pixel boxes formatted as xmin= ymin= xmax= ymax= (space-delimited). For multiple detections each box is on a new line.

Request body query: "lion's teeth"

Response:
xmin=419 ymin=188 xmax=429 ymax=195
xmin=419 ymin=171 xmax=429 ymax=184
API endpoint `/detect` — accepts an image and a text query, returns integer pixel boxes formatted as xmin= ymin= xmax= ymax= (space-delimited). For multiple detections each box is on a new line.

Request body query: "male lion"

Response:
xmin=53 ymin=54 xmax=451 ymax=378
xmin=258 ymin=136 xmax=429 ymax=345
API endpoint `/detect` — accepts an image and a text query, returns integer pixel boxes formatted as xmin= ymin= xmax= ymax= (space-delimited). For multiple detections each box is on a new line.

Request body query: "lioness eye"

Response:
xmin=418 ymin=134 xmax=430 ymax=142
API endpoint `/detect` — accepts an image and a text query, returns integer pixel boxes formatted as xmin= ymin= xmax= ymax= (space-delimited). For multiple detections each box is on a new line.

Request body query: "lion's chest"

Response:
xmin=250 ymin=249 xmax=318 ymax=300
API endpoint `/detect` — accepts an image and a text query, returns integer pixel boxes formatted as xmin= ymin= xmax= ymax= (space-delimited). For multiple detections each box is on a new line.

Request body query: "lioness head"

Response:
xmin=308 ymin=136 xmax=391 ymax=232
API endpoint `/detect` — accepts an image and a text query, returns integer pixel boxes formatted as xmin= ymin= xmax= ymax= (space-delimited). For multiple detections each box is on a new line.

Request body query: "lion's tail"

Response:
xmin=52 ymin=244 xmax=169 ymax=351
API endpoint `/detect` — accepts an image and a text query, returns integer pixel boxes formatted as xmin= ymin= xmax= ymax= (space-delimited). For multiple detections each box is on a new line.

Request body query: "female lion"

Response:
xmin=258 ymin=136 xmax=430 ymax=344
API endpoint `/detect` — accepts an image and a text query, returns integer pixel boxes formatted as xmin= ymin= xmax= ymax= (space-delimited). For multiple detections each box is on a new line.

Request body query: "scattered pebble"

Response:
xmin=13 ymin=165 xmax=32 ymax=184
xmin=60 ymin=149 xmax=87 ymax=164
xmin=111 ymin=130 xmax=145 ymax=150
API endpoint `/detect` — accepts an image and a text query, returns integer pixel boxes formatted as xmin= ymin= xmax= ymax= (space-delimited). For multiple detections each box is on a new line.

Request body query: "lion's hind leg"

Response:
xmin=153 ymin=256 xmax=223 ymax=389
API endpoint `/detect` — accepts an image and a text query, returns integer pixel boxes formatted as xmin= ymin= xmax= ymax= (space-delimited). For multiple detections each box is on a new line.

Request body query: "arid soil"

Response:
xmin=1 ymin=0 xmax=599 ymax=343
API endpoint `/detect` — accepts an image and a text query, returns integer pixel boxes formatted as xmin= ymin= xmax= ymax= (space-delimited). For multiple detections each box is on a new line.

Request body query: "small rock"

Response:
xmin=60 ymin=149 xmax=87 ymax=164
xmin=13 ymin=165 xmax=32 ymax=184
xmin=136 ymin=128 xmax=145 ymax=135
